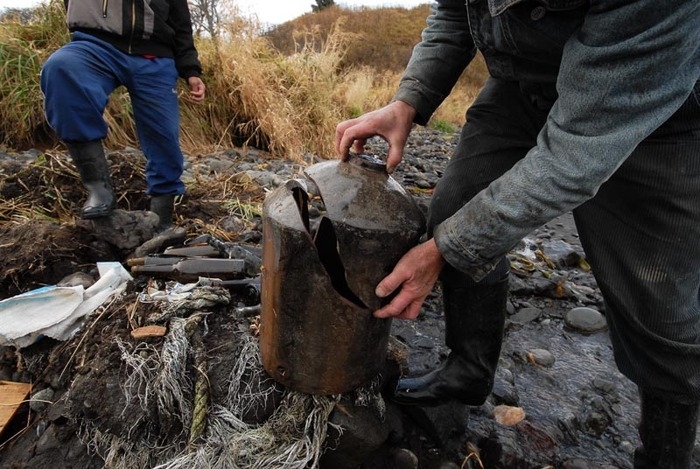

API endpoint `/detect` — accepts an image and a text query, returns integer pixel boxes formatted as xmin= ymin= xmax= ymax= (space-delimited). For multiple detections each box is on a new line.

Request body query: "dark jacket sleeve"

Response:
xmin=393 ymin=0 xmax=476 ymax=125
xmin=168 ymin=0 xmax=202 ymax=79
xmin=434 ymin=0 xmax=700 ymax=281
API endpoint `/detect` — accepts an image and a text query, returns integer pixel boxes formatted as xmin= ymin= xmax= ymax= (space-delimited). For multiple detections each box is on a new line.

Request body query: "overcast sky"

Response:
xmin=0 ymin=0 xmax=429 ymax=25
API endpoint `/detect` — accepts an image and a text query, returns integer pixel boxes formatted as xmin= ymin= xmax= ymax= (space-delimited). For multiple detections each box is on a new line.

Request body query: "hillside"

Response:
xmin=267 ymin=4 xmax=428 ymax=72
xmin=266 ymin=4 xmax=488 ymax=85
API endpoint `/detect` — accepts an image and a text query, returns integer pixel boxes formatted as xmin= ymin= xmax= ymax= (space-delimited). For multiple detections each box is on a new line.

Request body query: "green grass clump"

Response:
xmin=430 ymin=119 xmax=457 ymax=133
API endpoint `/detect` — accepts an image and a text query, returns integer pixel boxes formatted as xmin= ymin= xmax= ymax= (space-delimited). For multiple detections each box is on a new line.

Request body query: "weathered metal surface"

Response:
xmin=260 ymin=155 xmax=426 ymax=395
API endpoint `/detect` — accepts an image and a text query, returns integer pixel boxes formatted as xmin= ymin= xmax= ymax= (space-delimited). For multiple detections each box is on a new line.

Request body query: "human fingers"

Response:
xmin=374 ymin=239 xmax=444 ymax=319
xmin=190 ymin=85 xmax=205 ymax=101
xmin=385 ymin=137 xmax=407 ymax=173
xmin=374 ymin=287 xmax=426 ymax=320
xmin=352 ymin=138 xmax=367 ymax=156
xmin=335 ymin=118 xmax=357 ymax=158
xmin=335 ymin=119 xmax=376 ymax=160
xmin=188 ymin=77 xmax=206 ymax=101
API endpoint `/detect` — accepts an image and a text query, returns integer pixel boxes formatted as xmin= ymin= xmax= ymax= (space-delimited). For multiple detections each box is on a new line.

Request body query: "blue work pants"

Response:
xmin=40 ymin=31 xmax=185 ymax=196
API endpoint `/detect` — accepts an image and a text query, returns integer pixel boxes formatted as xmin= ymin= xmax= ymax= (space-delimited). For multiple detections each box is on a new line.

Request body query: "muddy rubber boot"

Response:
xmin=66 ymin=141 xmax=116 ymax=219
xmin=150 ymin=194 xmax=176 ymax=232
xmin=633 ymin=391 xmax=699 ymax=469
xmin=393 ymin=266 xmax=508 ymax=406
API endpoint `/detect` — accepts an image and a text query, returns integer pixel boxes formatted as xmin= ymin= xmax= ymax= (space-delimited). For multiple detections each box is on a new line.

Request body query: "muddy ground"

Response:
xmin=0 ymin=133 xmax=697 ymax=468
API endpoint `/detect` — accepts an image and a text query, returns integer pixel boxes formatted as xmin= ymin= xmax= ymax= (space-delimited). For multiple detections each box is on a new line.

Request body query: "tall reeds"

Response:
xmin=0 ymin=0 xmax=66 ymax=149
xmin=0 ymin=2 xmax=487 ymax=158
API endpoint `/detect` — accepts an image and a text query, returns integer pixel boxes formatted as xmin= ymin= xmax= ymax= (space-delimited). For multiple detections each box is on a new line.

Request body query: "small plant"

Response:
xmin=224 ymin=197 xmax=262 ymax=221
xmin=348 ymin=105 xmax=362 ymax=118
xmin=429 ymin=119 xmax=457 ymax=133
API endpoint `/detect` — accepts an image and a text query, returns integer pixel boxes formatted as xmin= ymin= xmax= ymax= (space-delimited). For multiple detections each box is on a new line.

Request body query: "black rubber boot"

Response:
xmin=393 ymin=265 xmax=508 ymax=406
xmin=150 ymin=194 xmax=176 ymax=231
xmin=634 ymin=391 xmax=699 ymax=469
xmin=66 ymin=141 xmax=116 ymax=219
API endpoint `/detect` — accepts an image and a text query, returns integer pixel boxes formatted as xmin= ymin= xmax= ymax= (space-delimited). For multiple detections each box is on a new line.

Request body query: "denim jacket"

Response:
xmin=394 ymin=0 xmax=700 ymax=281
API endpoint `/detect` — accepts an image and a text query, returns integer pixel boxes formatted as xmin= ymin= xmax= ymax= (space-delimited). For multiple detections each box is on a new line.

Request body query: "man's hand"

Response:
xmin=335 ymin=100 xmax=417 ymax=173
xmin=374 ymin=238 xmax=445 ymax=320
xmin=187 ymin=76 xmax=206 ymax=102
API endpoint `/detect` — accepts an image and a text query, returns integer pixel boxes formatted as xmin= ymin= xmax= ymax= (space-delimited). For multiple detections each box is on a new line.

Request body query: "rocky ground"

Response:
xmin=0 ymin=129 xmax=697 ymax=468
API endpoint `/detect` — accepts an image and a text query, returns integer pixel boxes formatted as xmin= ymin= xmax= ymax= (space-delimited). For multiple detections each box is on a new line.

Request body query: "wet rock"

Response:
xmin=239 ymin=169 xmax=285 ymax=188
xmin=563 ymin=459 xmax=594 ymax=469
xmin=34 ymin=423 xmax=59 ymax=453
xmin=492 ymin=405 xmax=525 ymax=426
xmin=565 ymin=307 xmax=607 ymax=334
xmin=30 ymin=387 xmax=54 ymax=412
xmin=527 ymin=348 xmax=555 ymax=368
xmin=619 ymin=440 xmax=636 ymax=455
xmin=76 ymin=209 xmax=160 ymax=251
xmin=401 ymin=402 xmax=469 ymax=447
xmin=390 ymin=448 xmax=418 ymax=469
xmin=509 ymin=307 xmax=542 ymax=325
xmin=584 ymin=411 xmax=610 ymax=436
xmin=218 ymin=215 xmax=248 ymax=233
xmin=592 ymin=376 xmax=616 ymax=394
xmin=539 ymin=239 xmax=582 ymax=268
xmin=130 ymin=226 xmax=188 ymax=258
xmin=491 ymin=368 xmax=518 ymax=406
xmin=46 ymin=393 xmax=69 ymax=422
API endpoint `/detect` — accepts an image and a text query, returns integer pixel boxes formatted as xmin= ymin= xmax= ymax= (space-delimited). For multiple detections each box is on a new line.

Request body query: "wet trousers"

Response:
xmin=428 ymin=77 xmax=700 ymax=403
xmin=40 ymin=31 xmax=185 ymax=196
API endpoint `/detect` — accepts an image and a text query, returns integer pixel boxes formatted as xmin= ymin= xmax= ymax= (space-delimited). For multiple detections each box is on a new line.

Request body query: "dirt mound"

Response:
xmin=0 ymin=147 xmax=292 ymax=468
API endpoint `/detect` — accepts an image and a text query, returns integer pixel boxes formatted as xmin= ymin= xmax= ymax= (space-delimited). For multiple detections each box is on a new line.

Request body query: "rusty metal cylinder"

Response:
xmin=260 ymin=154 xmax=426 ymax=395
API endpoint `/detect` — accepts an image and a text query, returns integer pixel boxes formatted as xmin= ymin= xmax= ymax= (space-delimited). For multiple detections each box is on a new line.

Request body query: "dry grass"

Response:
xmin=266 ymin=4 xmax=429 ymax=72
xmin=0 ymin=150 xmax=148 ymax=225
xmin=185 ymin=16 xmax=351 ymax=160
xmin=0 ymin=2 xmax=487 ymax=156
xmin=0 ymin=0 xmax=66 ymax=149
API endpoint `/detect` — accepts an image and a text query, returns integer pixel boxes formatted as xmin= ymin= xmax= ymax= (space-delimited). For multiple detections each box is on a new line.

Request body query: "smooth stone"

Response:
xmin=30 ymin=387 xmax=54 ymax=412
xmin=528 ymin=348 xmax=555 ymax=368
xmin=510 ymin=307 xmax=542 ymax=325
xmin=565 ymin=307 xmax=607 ymax=333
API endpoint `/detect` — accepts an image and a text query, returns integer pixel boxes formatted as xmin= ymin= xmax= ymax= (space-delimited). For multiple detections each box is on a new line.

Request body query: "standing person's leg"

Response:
xmin=40 ymin=33 xmax=120 ymax=219
xmin=574 ymin=83 xmax=700 ymax=468
xmin=127 ymin=57 xmax=184 ymax=230
xmin=394 ymin=78 xmax=550 ymax=406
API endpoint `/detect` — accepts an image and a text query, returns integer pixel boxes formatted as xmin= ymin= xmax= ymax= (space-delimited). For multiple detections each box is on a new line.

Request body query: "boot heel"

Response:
xmin=150 ymin=194 xmax=176 ymax=231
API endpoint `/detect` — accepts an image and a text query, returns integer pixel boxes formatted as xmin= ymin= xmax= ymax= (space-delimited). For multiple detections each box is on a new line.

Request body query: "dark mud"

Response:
xmin=0 ymin=130 xmax=697 ymax=468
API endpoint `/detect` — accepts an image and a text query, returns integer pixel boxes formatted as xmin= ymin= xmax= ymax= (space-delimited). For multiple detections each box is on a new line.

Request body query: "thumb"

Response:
xmin=375 ymin=271 xmax=403 ymax=298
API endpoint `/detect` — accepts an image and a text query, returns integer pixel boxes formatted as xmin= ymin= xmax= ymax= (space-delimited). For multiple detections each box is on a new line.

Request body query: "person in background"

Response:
xmin=40 ymin=0 xmax=205 ymax=231
xmin=335 ymin=0 xmax=699 ymax=467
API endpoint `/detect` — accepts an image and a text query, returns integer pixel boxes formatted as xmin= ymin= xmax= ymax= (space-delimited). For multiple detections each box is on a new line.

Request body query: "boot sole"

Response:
xmin=81 ymin=204 xmax=115 ymax=219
